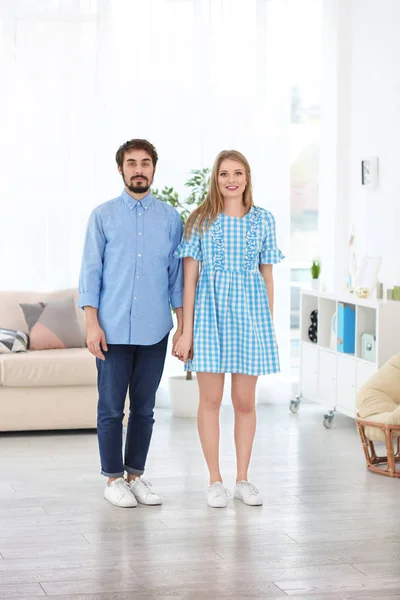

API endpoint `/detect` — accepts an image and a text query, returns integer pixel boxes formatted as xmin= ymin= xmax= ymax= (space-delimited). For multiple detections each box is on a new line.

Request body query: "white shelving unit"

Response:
xmin=291 ymin=289 xmax=400 ymax=427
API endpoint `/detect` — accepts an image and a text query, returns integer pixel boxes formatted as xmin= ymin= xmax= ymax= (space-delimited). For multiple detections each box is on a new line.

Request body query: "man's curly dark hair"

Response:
xmin=115 ymin=139 xmax=158 ymax=169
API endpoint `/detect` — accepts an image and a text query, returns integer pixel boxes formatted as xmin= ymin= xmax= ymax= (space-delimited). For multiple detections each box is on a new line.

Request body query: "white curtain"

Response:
xmin=0 ymin=0 xmax=290 ymax=373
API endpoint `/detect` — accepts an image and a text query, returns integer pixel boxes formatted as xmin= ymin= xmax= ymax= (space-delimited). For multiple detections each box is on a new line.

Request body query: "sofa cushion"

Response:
xmin=20 ymin=295 xmax=85 ymax=351
xmin=0 ymin=348 xmax=96 ymax=387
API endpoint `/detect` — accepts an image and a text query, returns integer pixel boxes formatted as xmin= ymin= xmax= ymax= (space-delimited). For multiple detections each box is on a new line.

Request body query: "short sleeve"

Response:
xmin=259 ymin=211 xmax=285 ymax=265
xmin=173 ymin=226 xmax=203 ymax=262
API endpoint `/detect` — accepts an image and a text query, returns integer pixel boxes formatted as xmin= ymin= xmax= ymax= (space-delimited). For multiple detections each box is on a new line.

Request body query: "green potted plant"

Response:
xmin=153 ymin=168 xmax=210 ymax=228
xmin=311 ymin=259 xmax=321 ymax=290
xmin=153 ymin=168 xmax=210 ymax=416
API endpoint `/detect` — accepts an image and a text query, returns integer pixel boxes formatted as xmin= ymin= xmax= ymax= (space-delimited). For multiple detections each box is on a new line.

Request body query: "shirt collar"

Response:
xmin=121 ymin=189 xmax=154 ymax=210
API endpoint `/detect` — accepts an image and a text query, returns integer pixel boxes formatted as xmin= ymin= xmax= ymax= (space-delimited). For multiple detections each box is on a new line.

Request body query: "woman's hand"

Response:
xmin=173 ymin=333 xmax=193 ymax=363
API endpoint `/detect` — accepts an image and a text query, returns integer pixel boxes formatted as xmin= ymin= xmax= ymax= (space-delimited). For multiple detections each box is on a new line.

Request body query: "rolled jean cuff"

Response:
xmin=124 ymin=465 xmax=144 ymax=476
xmin=101 ymin=470 xmax=124 ymax=478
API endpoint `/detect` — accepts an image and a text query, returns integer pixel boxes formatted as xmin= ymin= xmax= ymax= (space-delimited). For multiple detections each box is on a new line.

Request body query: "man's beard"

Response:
xmin=123 ymin=171 xmax=151 ymax=194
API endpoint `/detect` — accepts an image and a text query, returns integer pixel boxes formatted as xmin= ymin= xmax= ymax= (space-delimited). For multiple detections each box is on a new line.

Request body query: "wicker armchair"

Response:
xmin=356 ymin=352 xmax=400 ymax=478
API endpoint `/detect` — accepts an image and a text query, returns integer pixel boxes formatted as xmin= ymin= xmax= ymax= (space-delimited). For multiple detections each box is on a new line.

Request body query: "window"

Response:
xmin=288 ymin=0 xmax=322 ymax=372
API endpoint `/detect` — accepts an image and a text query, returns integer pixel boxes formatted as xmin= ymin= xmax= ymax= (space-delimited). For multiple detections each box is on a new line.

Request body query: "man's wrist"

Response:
xmin=84 ymin=306 xmax=99 ymax=326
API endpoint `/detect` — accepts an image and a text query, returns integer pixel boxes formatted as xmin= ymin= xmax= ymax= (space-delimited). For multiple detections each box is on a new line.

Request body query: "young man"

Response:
xmin=79 ymin=139 xmax=183 ymax=507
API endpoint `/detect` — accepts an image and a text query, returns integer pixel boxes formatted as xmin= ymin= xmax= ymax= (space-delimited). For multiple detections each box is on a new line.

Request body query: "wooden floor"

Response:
xmin=1 ymin=402 xmax=400 ymax=600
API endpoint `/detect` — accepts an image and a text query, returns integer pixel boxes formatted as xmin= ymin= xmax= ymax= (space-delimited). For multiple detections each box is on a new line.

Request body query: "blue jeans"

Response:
xmin=96 ymin=335 xmax=168 ymax=478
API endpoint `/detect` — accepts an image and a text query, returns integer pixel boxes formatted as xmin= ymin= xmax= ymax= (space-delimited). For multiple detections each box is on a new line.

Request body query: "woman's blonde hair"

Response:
xmin=185 ymin=149 xmax=254 ymax=238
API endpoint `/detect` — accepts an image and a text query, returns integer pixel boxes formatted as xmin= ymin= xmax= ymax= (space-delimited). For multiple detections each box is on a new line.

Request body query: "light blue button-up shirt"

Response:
xmin=78 ymin=190 xmax=183 ymax=345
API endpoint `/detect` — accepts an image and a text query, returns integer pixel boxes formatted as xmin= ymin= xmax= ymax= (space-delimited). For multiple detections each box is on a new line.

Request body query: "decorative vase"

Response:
xmin=169 ymin=375 xmax=199 ymax=418
xmin=347 ymin=226 xmax=357 ymax=293
xmin=311 ymin=279 xmax=320 ymax=291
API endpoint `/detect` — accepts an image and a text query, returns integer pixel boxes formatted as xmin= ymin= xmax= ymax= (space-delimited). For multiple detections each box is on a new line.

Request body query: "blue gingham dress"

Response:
xmin=174 ymin=206 xmax=284 ymax=376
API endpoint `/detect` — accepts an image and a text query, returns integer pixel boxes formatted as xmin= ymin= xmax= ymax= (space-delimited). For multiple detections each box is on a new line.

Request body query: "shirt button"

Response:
xmin=136 ymin=275 xmax=140 ymax=279
xmin=138 ymin=254 xmax=142 ymax=257
xmin=134 ymin=296 xmax=137 ymax=300
xmin=139 ymin=232 xmax=142 ymax=236
xmin=130 ymin=206 xmax=133 ymax=210
xmin=138 ymin=213 xmax=142 ymax=216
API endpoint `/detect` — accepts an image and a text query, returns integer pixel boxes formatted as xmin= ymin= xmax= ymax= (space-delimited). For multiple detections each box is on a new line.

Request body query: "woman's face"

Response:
xmin=217 ymin=159 xmax=247 ymax=200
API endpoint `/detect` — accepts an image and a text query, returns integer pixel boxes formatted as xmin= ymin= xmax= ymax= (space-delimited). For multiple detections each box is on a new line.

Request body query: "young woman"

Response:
xmin=173 ymin=150 xmax=284 ymax=508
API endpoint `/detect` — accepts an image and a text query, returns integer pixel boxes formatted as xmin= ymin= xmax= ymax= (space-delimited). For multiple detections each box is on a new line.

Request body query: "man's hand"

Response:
xmin=87 ymin=323 xmax=108 ymax=360
xmin=173 ymin=333 xmax=193 ymax=363
xmin=172 ymin=329 xmax=183 ymax=357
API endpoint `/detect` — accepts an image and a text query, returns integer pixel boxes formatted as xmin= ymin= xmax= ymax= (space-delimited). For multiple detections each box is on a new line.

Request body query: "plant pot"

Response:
xmin=169 ymin=375 xmax=199 ymax=418
xmin=311 ymin=278 xmax=320 ymax=291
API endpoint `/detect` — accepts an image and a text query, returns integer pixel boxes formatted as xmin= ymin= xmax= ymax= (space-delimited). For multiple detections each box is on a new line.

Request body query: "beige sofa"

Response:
xmin=0 ymin=289 xmax=98 ymax=431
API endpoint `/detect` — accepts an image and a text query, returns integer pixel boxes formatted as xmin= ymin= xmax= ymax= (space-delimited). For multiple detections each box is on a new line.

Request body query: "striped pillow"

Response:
xmin=0 ymin=328 xmax=29 ymax=354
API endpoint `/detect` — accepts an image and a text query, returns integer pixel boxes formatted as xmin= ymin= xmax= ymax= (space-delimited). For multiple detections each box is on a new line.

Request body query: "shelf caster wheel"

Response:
xmin=324 ymin=411 xmax=335 ymax=429
xmin=290 ymin=396 xmax=301 ymax=414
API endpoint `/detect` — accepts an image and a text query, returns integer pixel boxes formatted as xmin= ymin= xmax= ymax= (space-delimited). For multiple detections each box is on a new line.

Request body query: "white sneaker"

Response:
xmin=128 ymin=478 xmax=162 ymax=505
xmin=207 ymin=482 xmax=230 ymax=508
xmin=104 ymin=478 xmax=137 ymax=508
xmin=234 ymin=480 xmax=263 ymax=506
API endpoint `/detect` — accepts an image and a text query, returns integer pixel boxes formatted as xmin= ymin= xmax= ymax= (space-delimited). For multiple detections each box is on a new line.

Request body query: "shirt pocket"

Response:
xmin=150 ymin=226 xmax=171 ymax=262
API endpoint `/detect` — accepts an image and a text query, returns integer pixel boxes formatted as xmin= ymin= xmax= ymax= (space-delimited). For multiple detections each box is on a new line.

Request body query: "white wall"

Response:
xmin=347 ymin=0 xmax=400 ymax=287
xmin=319 ymin=0 xmax=351 ymax=292
xmin=321 ymin=0 xmax=400 ymax=290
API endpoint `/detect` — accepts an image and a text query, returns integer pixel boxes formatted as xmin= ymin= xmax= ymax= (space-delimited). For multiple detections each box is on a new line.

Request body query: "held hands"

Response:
xmin=173 ymin=333 xmax=193 ymax=363
xmin=171 ymin=328 xmax=182 ymax=357
xmin=87 ymin=323 xmax=108 ymax=360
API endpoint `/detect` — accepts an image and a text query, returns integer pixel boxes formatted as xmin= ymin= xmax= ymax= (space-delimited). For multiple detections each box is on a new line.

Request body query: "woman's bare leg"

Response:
xmin=196 ymin=372 xmax=225 ymax=484
xmin=231 ymin=374 xmax=258 ymax=482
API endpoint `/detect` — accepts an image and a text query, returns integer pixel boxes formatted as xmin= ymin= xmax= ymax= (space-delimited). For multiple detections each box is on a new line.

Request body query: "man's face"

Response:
xmin=119 ymin=149 xmax=155 ymax=194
